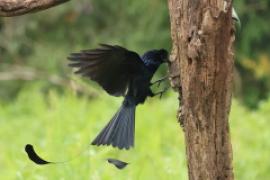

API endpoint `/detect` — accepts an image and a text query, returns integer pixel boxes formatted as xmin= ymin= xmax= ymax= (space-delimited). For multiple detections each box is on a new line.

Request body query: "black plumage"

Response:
xmin=25 ymin=144 xmax=51 ymax=165
xmin=68 ymin=44 xmax=168 ymax=150
xmin=107 ymin=158 xmax=128 ymax=169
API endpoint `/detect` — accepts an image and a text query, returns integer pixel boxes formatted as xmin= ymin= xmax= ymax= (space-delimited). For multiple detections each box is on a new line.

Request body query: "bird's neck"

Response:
xmin=146 ymin=64 xmax=159 ymax=73
xmin=142 ymin=58 xmax=160 ymax=73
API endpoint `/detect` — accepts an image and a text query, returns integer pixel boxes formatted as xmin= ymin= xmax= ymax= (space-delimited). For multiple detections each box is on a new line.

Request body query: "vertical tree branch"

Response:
xmin=0 ymin=0 xmax=70 ymax=17
xmin=168 ymin=0 xmax=235 ymax=179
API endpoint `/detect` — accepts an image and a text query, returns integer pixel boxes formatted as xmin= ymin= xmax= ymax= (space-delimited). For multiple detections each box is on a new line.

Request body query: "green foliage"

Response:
xmin=0 ymin=0 xmax=270 ymax=107
xmin=234 ymin=1 xmax=270 ymax=107
xmin=1 ymin=1 xmax=270 ymax=179
xmin=234 ymin=1 xmax=270 ymax=58
xmin=0 ymin=86 xmax=186 ymax=179
xmin=0 ymin=0 xmax=170 ymax=101
xmin=0 ymin=87 xmax=270 ymax=179
xmin=1 ymin=0 xmax=270 ymax=107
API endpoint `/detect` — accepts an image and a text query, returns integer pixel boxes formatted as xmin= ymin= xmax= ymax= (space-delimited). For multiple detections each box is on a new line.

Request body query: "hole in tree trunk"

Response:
xmin=188 ymin=58 xmax=192 ymax=65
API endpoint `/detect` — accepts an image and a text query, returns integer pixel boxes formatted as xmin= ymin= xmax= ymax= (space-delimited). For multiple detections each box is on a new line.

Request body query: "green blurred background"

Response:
xmin=0 ymin=0 xmax=269 ymax=179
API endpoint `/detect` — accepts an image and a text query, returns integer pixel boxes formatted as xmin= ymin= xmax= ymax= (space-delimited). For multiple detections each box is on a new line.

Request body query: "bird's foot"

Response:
xmin=151 ymin=76 xmax=168 ymax=87
xmin=153 ymin=87 xmax=170 ymax=99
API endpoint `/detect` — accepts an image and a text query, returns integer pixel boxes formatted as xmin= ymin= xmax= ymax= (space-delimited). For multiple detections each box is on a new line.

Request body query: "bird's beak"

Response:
xmin=232 ymin=7 xmax=241 ymax=30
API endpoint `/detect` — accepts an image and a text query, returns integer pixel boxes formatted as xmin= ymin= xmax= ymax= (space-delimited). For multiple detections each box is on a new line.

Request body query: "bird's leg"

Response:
xmin=152 ymin=86 xmax=170 ymax=99
xmin=150 ymin=76 xmax=168 ymax=87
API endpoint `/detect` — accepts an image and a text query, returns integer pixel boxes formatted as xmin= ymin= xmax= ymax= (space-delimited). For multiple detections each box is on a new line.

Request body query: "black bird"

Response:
xmin=68 ymin=44 xmax=168 ymax=150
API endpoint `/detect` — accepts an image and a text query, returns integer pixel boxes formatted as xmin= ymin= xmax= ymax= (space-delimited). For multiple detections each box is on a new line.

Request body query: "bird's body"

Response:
xmin=68 ymin=44 xmax=168 ymax=149
xmin=125 ymin=51 xmax=164 ymax=105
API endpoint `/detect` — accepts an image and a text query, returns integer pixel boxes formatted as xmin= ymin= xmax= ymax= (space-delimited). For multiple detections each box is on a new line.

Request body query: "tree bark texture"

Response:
xmin=167 ymin=0 xmax=235 ymax=179
xmin=0 ymin=0 xmax=70 ymax=17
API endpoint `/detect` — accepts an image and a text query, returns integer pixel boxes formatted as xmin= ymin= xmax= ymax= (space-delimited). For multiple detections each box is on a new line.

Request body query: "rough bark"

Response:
xmin=167 ymin=0 xmax=235 ymax=179
xmin=0 ymin=0 xmax=70 ymax=17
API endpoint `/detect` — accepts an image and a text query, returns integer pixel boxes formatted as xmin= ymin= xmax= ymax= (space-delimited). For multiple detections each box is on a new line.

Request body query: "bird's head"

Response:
xmin=158 ymin=49 xmax=169 ymax=63
xmin=142 ymin=49 xmax=169 ymax=67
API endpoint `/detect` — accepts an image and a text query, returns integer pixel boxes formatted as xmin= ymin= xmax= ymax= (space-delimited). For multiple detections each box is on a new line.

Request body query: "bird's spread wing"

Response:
xmin=68 ymin=44 xmax=143 ymax=96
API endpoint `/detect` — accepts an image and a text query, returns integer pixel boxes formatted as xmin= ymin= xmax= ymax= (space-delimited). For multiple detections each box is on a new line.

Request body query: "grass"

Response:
xmin=0 ymin=84 xmax=269 ymax=180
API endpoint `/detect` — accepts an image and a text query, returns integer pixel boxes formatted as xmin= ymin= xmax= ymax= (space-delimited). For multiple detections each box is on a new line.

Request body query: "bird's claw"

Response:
xmin=154 ymin=87 xmax=169 ymax=99
xmin=151 ymin=76 xmax=168 ymax=87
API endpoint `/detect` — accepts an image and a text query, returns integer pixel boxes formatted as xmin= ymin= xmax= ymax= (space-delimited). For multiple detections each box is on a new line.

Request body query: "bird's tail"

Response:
xmin=91 ymin=97 xmax=136 ymax=150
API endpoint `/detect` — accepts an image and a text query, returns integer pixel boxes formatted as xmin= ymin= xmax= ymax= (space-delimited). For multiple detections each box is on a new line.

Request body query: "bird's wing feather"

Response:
xmin=68 ymin=44 xmax=143 ymax=96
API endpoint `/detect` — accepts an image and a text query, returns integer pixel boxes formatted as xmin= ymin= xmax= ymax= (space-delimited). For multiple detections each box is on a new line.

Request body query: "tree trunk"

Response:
xmin=0 ymin=0 xmax=70 ymax=17
xmin=167 ymin=0 xmax=235 ymax=179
